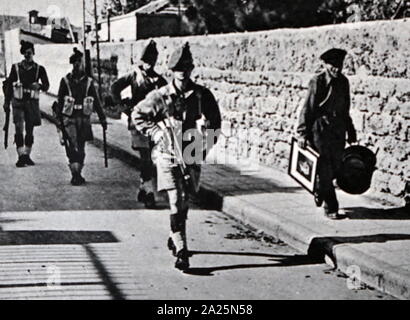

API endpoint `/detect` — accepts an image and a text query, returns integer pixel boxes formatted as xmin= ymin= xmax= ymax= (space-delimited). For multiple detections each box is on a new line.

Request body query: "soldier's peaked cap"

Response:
xmin=140 ymin=40 xmax=158 ymax=63
xmin=168 ymin=42 xmax=193 ymax=70
xmin=320 ymin=48 xmax=347 ymax=66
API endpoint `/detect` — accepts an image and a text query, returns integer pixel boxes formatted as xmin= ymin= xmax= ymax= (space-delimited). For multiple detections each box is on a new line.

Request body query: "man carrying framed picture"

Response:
xmin=296 ymin=48 xmax=357 ymax=220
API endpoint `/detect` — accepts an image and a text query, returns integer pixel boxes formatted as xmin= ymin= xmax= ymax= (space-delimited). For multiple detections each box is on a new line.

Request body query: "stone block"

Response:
xmin=400 ymin=103 xmax=410 ymax=119
xmin=384 ymin=97 xmax=401 ymax=114
xmin=365 ymin=114 xmax=389 ymax=135
xmin=388 ymin=174 xmax=405 ymax=196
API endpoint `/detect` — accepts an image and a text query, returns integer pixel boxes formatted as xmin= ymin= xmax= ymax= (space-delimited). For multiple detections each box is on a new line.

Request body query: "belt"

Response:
xmin=23 ymin=89 xmax=33 ymax=93
xmin=73 ymin=104 xmax=83 ymax=110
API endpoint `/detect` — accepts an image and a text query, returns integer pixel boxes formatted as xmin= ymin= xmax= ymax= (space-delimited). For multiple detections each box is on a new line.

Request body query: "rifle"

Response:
xmin=52 ymin=101 xmax=74 ymax=151
xmin=3 ymin=109 xmax=10 ymax=149
xmin=102 ymin=96 xmax=115 ymax=169
xmin=155 ymin=90 xmax=199 ymax=196
xmin=2 ymin=79 xmax=10 ymax=149
xmin=103 ymin=124 xmax=108 ymax=168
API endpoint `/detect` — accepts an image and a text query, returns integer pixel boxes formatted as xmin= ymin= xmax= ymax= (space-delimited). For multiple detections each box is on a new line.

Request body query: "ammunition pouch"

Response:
xmin=30 ymin=88 xmax=40 ymax=100
xmin=82 ymin=96 xmax=94 ymax=116
xmin=62 ymin=96 xmax=75 ymax=116
xmin=13 ymin=82 xmax=23 ymax=100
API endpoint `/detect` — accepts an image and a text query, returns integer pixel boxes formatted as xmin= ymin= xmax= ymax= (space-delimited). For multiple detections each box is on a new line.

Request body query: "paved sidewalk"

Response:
xmin=39 ymin=93 xmax=410 ymax=300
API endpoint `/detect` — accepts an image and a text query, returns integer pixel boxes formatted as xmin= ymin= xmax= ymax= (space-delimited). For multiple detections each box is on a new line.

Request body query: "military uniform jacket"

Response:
xmin=111 ymin=66 xmax=167 ymax=124
xmin=5 ymin=60 xmax=49 ymax=126
xmin=57 ymin=72 xmax=106 ymax=141
xmin=132 ymin=80 xmax=222 ymax=163
xmin=5 ymin=60 xmax=49 ymax=102
xmin=297 ymin=71 xmax=356 ymax=153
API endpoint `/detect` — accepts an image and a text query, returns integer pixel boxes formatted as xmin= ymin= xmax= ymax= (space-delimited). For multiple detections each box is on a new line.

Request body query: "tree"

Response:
xmin=100 ymin=0 xmax=152 ymax=19
xmin=320 ymin=0 xmax=409 ymax=22
xmin=88 ymin=0 xmax=410 ymax=36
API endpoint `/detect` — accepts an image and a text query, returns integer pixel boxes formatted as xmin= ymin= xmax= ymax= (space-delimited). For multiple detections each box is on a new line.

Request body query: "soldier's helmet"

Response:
xmin=336 ymin=145 xmax=377 ymax=194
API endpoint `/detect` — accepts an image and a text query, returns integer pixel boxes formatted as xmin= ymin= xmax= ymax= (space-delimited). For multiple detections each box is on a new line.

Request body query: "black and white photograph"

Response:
xmin=0 ymin=0 xmax=409 ymax=307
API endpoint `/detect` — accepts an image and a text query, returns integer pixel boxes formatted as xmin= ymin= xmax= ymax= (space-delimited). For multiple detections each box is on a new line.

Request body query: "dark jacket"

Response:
xmin=5 ymin=61 xmax=49 ymax=104
xmin=297 ymin=70 xmax=356 ymax=152
xmin=111 ymin=66 xmax=167 ymax=113
xmin=57 ymin=72 xmax=106 ymax=141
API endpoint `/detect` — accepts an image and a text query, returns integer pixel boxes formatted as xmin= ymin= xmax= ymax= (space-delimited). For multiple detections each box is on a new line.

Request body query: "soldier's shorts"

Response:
xmin=156 ymin=156 xmax=201 ymax=192
xmin=12 ymin=99 xmax=42 ymax=127
xmin=156 ymin=156 xmax=181 ymax=192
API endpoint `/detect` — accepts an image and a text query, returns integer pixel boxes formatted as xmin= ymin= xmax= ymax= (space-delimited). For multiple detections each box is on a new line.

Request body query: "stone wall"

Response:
xmin=43 ymin=19 xmax=410 ymax=204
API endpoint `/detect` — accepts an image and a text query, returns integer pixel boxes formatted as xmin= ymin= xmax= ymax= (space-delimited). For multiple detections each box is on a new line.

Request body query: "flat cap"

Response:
xmin=168 ymin=42 xmax=193 ymax=70
xmin=320 ymin=48 xmax=347 ymax=67
xmin=140 ymin=40 xmax=158 ymax=64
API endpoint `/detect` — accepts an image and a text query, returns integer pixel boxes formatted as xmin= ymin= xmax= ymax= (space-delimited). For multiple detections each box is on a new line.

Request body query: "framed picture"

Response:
xmin=288 ymin=137 xmax=319 ymax=194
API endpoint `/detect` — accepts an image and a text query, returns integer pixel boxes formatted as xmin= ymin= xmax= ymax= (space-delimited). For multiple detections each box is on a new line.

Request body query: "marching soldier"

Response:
xmin=56 ymin=48 xmax=107 ymax=186
xmin=110 ymin=40 xmax=167 ymax=208
xmin=3 ymin=40 xmax=49 ymax=167
xmin=132 ymin=43 xmax=222 ymax=270
xmin=297 ymin=48 xmax=357 ymax=219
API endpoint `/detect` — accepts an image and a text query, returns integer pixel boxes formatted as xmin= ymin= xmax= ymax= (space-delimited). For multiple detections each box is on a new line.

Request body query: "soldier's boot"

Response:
xmin=24 ymin=135 xmax=35 ymax=166
xmin=171 ymin=231 xmax=189 ymax=271
xmin=70 ymin=163 xmax=84 ymax=186
xmin=168 ymin=212 xmax=189 ymax=271
xmin=168 ymin=222 xmax=189 ymax=258
xmin=16 ymin=147 xmax=27 ymax=167
xmin=15 ymin=134 xmax=26 ymax=168
xmin=143 ymin=180 xmax=156 ymax=209
xmin=24 ymin=146 xmax=35 ymax=166
xmin=175 ymin=248 xmax=190 ymax=271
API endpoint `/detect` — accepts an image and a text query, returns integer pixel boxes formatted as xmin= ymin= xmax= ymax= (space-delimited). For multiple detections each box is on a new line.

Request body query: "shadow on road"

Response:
xmin=183 ymin=250 xmax=323 ymax=276
xmin=84 ymin=244 xmax=125 ymax=300
xmin=343 ymin=206 xmax=410 ymax=220
xmin=0 ymin=230 xmax=118 ymax=245
xmin=0 ymin=230 xmax=127 ymax=299
xmin=308 ymin=233 xmax=410 ymax=263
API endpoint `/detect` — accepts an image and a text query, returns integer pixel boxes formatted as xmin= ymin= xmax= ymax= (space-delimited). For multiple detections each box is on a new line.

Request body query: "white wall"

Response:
xmin=4 ymin=28 xmax=21 ymax=75
xmin=99 ymin=15 xmax=136 ymax=42
xmin=34 ymin=43 xmax=77 ymax=95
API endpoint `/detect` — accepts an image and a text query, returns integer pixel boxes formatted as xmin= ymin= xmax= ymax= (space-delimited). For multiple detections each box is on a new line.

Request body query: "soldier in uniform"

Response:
xmin=3 ymin=40 xmax=49 ymax=167
xmin=132 ymin=43 xmax=222 ymax=270
xmin=110 ymin=40 xmax=167 ymax=208
xmin=297 ymin=48 xmax=357 ymax=219
xmin=56 ymin=48 xmax=107 ymax=186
